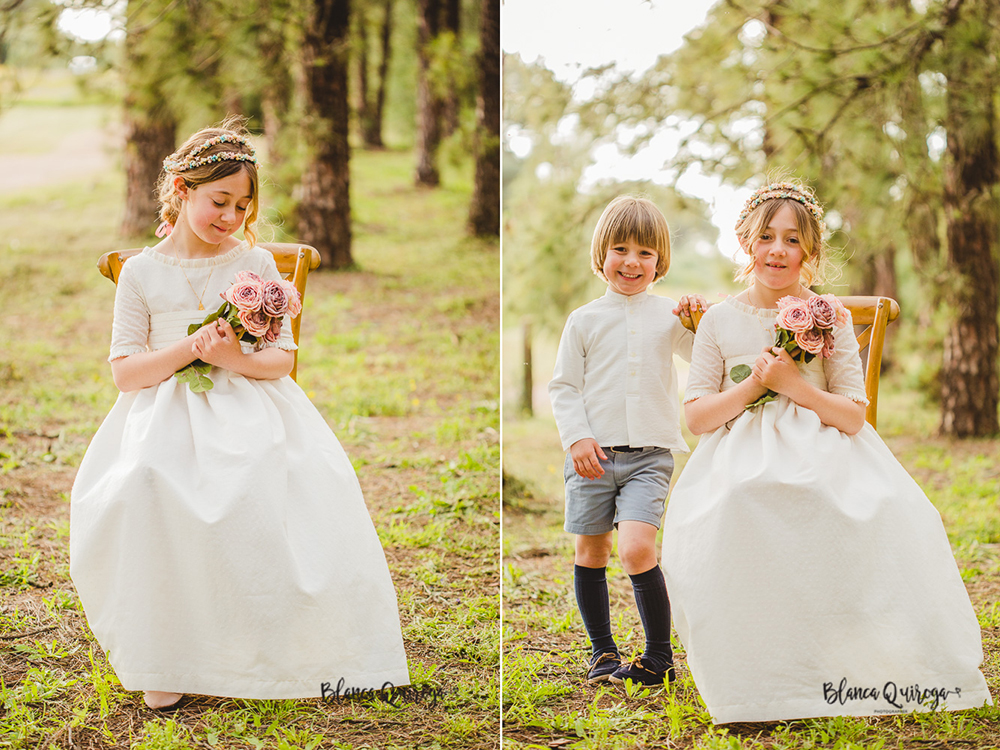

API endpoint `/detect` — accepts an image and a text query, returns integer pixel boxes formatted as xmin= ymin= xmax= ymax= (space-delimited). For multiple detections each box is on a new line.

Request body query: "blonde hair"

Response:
xmin=590 ymin=196 xmax=671 ymax=281
xmin=734 ymin=183 xmax=827 ymax=287
xmin=157 ymin=116 xmax=260 ymax=247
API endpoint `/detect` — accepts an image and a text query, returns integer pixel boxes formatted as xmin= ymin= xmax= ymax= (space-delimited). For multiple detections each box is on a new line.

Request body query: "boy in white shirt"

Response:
xmin=548 ymin=196 xmax=704 ymax=686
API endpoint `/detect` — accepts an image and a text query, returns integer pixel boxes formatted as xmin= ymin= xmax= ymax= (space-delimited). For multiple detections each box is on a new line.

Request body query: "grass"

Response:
xmin=502 ymin=353 xmax=1000 ymax=747
xmin=0 ymin=92 xmax=499 ymax=748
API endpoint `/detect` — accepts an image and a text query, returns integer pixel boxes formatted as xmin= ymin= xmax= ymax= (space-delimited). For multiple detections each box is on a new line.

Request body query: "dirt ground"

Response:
xmin=0 ymin=124 xmax=116 ymax=193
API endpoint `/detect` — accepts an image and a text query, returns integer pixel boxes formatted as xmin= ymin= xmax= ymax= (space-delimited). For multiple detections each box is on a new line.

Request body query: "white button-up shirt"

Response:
xmin=548 ymin=288 xmax=694 ymax=452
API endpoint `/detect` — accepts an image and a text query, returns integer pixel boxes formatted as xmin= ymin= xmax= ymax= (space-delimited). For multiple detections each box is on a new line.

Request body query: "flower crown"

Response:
xmin=163 ymin=133 xmax=258 ymax=173
xmin=736 ymin=182 xmax=825 ymax=233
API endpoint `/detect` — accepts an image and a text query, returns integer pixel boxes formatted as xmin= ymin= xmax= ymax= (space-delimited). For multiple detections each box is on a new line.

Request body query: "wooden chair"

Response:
xmin=98 ymin=243 xmax=322 ymax=381
xmin=685 ymin=296 xmax=900 ymax=429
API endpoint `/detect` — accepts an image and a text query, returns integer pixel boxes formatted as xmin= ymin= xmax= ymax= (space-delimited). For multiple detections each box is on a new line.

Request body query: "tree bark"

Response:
xmin=359 ymin=0 xmax=393 ymax=148
xmin=414 ymin=0 xmax=442 ymax=186
xmin=121 ymin=114 xmax=176 ymax=237
xmin=120 ymin=0 xmax=177 ymax=238
xmin=299 ymin=0 xmax=353 ymax=269
xmin=259 ymin=10 xmax=292 ymax=167
xmin=467 ymin=0 xmax=499 ymax=236
xmin=441 ymin=0 xmax=460 ymax=137
xmin=520 ymin=319 xmax=533 ymax=416
xmin=940 ymin=0 xmax=1000 ymax=437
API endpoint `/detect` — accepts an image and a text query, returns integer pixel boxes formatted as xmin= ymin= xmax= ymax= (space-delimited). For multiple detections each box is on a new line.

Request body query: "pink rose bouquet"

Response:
xmin=733 ymin=293 xmax=849 ymax=409
xmin=175 ymin=272 xmax=302 ymax=392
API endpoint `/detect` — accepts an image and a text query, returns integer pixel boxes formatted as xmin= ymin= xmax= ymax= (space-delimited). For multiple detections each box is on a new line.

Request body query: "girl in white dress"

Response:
xmin=661 ymin=181 xmax=991 ymax=723
xmin=70 ymin=121 xmax=409 ymax=709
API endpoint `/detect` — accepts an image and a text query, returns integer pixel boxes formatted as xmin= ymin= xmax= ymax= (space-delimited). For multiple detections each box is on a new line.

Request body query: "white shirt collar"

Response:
xmin=603 ymin=287 xmax=649 ymax=304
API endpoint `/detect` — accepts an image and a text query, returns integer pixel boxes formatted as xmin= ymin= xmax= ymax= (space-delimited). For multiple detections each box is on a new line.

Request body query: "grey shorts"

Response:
xmin=563 ymin=447 xmax=674 ymax=535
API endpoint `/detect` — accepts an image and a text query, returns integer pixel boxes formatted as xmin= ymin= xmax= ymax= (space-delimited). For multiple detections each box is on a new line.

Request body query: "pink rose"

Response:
xmin=776 ymin=296 xmax=814 ymax=333
xmin=821 ymin=293 xmax=849 ymax=328
xmin=807 ymin=295 xmax=837 ymax=329
xmin=280 ymin=280 xmax=302 ymax=318
xmin=795 ymin=327 xmax=825 ymax=355
xmin=234 ymin=271 xmax=263 ymax=285
xmin=261 ymin=280 xmax=289 ymax=317
xmin=821 ymin=330 xmax=836 ymax=359
xmin=225 ymin=279 xmax=264 ymax=312
xmin=263 ymin=317 xmax=283 ymax=343
xmin=238 ymin=308 xmax=271 ymax=337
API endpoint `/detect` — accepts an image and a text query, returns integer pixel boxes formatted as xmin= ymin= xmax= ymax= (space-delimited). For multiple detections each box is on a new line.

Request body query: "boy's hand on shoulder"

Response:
xmin=570 ymin=438 xmax=607 ymax=480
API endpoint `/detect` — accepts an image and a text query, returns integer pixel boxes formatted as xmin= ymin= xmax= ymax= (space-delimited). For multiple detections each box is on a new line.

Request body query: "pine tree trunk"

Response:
xmin=259 ymin=19 xmax=291 ymax=167
xmin=415 ymin=0 xmax=442 ymax=186
xmin=441 ymin=0 xmax=460 ymax=137
xmin=120 ymin=0 xmax=176 ymax=239
xmin=358 ymin=0 xmax=391 ymax=149
xmin=299 ymin=0 xmax=353 ymax=269
xmin=357 ymin=4 xmax=372 ymax=139
xmin=520 ymin=319 xmax=533 ymax=416
xmin=467 ymin=0 xmax=499 ymax=236
xmin=370 ymin=0 xmax=393 ymax=148
xmin=121 ymin=113 xmax=176 ymax=238
xmin=940 ymin=0 xmax=1000 ymax=437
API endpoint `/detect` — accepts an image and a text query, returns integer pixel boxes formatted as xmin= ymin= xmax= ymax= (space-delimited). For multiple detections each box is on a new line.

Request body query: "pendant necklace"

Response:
xmin=172 ymin=243 xmax=214 ymax=310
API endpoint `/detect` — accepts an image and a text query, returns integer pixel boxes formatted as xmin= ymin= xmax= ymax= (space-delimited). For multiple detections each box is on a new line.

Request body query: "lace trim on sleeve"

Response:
xmin=262 ymin=339 xmax=298 ymax=352
xmin=831 ymin=388 xmax=869 ymax=406
xmin=825 ymin=309 xmax=870 ymax=407
xmin=108 ymin=345 xmax=148 ymax=362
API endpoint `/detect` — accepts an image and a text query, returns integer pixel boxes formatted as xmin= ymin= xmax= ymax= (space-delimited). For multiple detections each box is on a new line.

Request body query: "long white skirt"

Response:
xmin=662 ymin=398 xmax=991 ymax=723
xmin=71 ymin=369 xmax=410 ymax=698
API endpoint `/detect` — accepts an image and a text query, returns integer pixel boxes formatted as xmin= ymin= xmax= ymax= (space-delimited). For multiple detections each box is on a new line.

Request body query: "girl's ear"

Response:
xmin=173 ymin=176 xmax=189 ymax=198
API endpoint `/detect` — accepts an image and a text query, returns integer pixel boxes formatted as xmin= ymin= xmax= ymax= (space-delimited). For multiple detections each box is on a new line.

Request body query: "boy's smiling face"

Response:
xmin=603 ymin=239 xmax=659 ymax=296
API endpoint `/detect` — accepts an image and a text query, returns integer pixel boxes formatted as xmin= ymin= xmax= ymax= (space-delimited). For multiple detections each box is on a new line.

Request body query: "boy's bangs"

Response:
xmin=606 ymin=205 xmax=664 ymax=252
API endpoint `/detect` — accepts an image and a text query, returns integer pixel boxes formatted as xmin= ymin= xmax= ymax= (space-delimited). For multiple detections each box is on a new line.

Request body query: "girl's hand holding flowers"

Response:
xmin=752 ymin=346 xmax=802 ymax=395
xmin=731 ymin=293 xmax=849 ymax=411
xmin=175 ymin=271 xmax=302 ymax=392
xmin=191 ymin=319 xmax=243 ymax=369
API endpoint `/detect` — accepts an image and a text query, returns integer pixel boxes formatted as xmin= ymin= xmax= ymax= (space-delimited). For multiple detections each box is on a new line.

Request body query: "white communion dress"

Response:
xmin=662 ymin=297 xmax=991 ymax=724
xmin=70 ymin=244 xmax=410 ymax=699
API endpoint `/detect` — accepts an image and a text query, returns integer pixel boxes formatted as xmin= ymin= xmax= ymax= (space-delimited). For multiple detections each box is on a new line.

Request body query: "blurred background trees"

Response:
xmin=503 ymin=0 xmax=1000 ymax=437
xmin=1 ymin=0 xmax=498 ymax=266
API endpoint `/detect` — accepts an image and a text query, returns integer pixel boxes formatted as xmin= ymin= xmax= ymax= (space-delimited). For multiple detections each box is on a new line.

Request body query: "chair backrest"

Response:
xmin=98 ymin=242 xmax=322 ymax=381
xmin=686 ymin=295 xmax=900 ymax=429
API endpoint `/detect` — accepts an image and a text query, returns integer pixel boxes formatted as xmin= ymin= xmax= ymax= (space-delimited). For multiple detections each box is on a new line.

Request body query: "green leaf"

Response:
xmin=730 ymin=364 xmax=752 ymax=383
xmin=188 ymin=374 xmax=214 ymax=393
xmin=745 ymin=390 xmax=779 ymax=410
xmin=173 ymin=363 xmax=215 ymax=392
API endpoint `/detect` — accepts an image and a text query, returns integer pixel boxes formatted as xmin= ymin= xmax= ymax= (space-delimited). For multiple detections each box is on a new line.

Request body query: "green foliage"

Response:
xmin=503 ymin=55 xmax=722 ymax=335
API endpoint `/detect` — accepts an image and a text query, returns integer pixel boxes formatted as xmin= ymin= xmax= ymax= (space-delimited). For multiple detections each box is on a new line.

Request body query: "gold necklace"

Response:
xmin=172 ymin=244 xmax=213 ymax=310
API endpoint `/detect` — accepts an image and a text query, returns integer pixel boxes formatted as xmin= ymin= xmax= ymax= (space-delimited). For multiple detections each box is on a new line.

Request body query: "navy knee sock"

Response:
xmin=574 ymin=564 xmax=618 ymax=657
xmin=629 ymin=565 xmax=673 ymax=672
